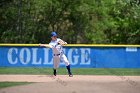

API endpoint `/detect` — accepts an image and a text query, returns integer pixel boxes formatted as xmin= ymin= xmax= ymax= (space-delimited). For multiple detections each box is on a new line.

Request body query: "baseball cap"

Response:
xmin=51 ymin=32 xmax=57 ymax=37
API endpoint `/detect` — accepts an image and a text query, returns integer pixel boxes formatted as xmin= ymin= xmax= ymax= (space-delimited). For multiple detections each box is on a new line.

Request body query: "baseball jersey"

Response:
xmin=49 ymin=38 xmax=63 ymax=54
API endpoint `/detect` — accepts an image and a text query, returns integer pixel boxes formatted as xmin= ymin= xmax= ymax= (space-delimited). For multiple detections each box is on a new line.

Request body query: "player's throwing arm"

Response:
xmin=39 ymin=44 xmax=51 ymax=48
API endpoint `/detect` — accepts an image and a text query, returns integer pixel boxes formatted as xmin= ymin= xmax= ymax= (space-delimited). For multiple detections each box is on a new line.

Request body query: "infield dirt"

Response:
xmin=0 ymin=75 xmax=140 ymax=93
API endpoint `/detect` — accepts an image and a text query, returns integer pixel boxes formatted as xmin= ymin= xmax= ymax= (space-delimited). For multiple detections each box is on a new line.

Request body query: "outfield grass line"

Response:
xmin=0 ymin=68 xmax=140 ymax=76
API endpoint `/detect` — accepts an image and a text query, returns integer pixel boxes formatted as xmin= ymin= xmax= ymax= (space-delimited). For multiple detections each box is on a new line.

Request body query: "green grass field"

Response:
xmin=0 ymin=67 xmax=140 ymax=76
xmin=0 ymin=82 xmax=33 ymax=89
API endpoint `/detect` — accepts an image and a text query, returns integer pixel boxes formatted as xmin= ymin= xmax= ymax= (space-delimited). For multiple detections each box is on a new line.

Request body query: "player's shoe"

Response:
xmin=69 ymin=74 xmax=73 ymax=77
xmin=68 ymin=71 xmax=73 ymax=77
xmin=66 ymin=65 xmax=73 ymax=77
xmin=53 ymin=74 xmax=56 ymax=76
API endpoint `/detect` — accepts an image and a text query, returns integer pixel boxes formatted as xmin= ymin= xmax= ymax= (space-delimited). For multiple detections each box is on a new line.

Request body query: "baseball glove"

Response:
xmin=58 ymin=40 xmax=67 ymax=45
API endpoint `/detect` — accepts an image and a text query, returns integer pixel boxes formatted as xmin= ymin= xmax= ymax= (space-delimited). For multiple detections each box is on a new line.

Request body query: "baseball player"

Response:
xmin=39 ymin=32 xmax=73 ymax=77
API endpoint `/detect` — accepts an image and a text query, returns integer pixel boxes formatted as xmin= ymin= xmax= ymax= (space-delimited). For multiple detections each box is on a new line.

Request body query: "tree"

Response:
xmin=0 ymin=0 xmax=140 ymax=44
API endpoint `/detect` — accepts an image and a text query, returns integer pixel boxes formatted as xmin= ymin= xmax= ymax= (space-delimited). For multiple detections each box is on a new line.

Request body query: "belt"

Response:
xmin=53 ymin=54 xmax=60 ymax=56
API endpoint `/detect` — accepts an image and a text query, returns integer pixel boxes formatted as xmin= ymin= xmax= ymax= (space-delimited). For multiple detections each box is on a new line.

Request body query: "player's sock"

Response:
xmin=53 ymin=69 xmax=57 ymax=76
xmin=66 ymin=65 xmax=73 ymax=77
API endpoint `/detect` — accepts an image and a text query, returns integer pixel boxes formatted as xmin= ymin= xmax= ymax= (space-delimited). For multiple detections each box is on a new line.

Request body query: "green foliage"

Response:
xmin=0 ymin=0 xmax=140 ymax=44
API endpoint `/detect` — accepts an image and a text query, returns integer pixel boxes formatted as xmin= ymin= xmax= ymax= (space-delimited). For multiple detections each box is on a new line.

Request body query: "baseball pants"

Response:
xmin=53 ymin=53 xmax=70 ymax=69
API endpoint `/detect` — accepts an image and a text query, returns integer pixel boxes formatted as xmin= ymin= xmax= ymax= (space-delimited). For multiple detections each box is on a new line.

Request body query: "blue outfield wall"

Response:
xmin=0 ymin=44 xmax=140 ymax=68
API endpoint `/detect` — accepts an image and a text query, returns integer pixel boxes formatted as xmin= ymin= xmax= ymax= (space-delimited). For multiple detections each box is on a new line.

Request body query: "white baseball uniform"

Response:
xmin=49 ymin=38 xmax=70 ymax=69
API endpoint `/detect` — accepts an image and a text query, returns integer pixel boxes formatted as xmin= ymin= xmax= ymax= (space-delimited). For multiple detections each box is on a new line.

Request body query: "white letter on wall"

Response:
xmin=80 ymin=48 xmax=91 ymax=65
xmin=7 ymin=48 xmax=18 ymax=64
xmin=32 ymin=48 xmax=42 ymax=65
xmin=20 ymin=48 xmax=31 ymax=65
xmin=68 ymin=48 xmax=79 ymax=65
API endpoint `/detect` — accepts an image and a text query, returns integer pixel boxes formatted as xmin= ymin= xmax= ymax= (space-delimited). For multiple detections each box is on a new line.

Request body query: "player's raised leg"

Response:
xmin=61 ymin=54 xmax=73 ymax=77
